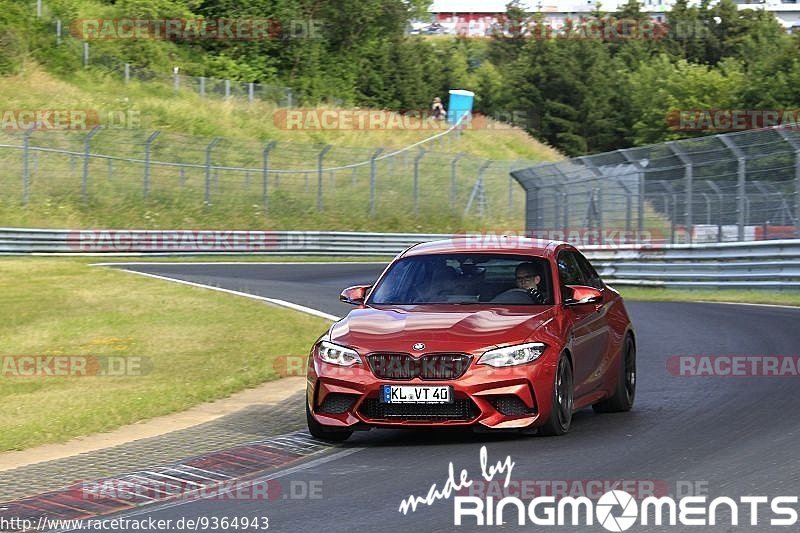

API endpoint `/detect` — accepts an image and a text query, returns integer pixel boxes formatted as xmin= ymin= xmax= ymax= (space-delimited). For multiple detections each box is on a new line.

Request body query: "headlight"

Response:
xmin=317 ymin=340 xmax=362 ymax=367
xmin=477 ymin=342 xmax=547 ymax=367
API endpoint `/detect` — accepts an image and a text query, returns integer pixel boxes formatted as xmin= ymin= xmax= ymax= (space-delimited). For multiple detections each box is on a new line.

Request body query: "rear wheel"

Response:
xmin=306 ymin=401 xmax=353 ymax=442
xmin=539 ymin=354 xmax=573 ymax=436
xmin=593 ymin=335 xmax=636 ymax=413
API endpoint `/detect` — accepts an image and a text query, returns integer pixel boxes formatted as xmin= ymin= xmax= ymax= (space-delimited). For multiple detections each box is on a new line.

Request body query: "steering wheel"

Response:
xmin=491 ymin=287 xmax=546 ymax=304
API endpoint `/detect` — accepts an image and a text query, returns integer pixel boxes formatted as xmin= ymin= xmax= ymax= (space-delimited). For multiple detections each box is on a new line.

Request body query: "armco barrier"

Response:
xmin=1 ymin=229 xmax=799 ymax=290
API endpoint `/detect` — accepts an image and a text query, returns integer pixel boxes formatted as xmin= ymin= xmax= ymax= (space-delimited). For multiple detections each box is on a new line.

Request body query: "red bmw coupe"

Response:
xmin=306 ymin=237 xmax=636 ymax=441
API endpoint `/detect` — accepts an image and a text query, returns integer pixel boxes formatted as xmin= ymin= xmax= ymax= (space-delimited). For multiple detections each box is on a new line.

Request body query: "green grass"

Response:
xmin=618 ymin=287 xmax=800 ymax=306
xmin=0 ymin=257 xmax=332 ymax=451
xmin=82 ymin=256 xmax=392 ymax=263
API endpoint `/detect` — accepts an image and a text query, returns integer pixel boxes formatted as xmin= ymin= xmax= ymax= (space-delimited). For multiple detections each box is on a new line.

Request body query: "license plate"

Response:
xmin=381 ymin=385 xmax=453 ymax=404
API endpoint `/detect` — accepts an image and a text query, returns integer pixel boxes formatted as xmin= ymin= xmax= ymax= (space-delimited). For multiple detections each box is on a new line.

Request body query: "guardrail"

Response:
xmin=2 ymin=228 xmax=799 ymax=290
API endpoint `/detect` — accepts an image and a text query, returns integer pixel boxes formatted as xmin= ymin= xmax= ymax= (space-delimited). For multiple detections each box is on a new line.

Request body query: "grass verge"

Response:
xmin=618 ymin=287 xmax=800 ymax=307
xmin=0 ymin=257 xmax=331 ymax=452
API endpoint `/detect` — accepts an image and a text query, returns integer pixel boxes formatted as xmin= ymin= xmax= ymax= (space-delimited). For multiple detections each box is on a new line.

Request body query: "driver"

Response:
xmin=515 ymin=262 xmax=546 ymax=304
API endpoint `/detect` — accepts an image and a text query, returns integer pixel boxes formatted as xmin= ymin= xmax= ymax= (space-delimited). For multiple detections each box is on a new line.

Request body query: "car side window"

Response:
xmin=573 ymin=252 xmax=604 ymax=290
xmin=557 ymin=252 xmax=586 ymax=300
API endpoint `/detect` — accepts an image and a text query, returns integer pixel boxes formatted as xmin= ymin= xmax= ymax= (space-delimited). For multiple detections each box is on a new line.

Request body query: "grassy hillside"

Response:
xmin=0 ymin=65 xmax=563 ymax=232
xmin=1 ymin=65 xmax=560 ymax=160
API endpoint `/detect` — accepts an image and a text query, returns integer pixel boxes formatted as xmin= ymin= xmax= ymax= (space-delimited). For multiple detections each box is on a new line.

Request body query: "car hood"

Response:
xmin=329 ymin=305 xmax=557 ymax=354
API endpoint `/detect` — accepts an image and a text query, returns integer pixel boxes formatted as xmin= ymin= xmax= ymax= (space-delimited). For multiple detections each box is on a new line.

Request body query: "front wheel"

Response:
xmin=539 ymin=354 xmax=573 ymax=436
xmin=306 ymin=401 xmax=353 ymax=442
xmin=593 ymin=335 xmax=636 ymax=413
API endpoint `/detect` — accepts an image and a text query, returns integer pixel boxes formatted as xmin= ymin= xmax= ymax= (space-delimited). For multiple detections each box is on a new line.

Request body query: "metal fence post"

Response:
xmin=56 ymin=19 xmax=62 ymax=45
xmin=595 ymin=187 xmax=604 ymax=241
xmin=82 ymin=126 xmax=101 ymax=203
xmin=619 ymin=151 xmax=647 ymax=244
xmin=550 ymin=166 xmax=571 ymax=233
xmin=22 ymin=128 xmax=33 ymax=205
xmin=720 ymin=136 xmax=747 ymax=241
xmin=613 ymin=178 xmax=634 ymax=236
xmin=204 ymin=137 xmax=221 ymax=204
xmin=369 ymin=148 xmax=384 ymax=217
xmin=705 ymin=180 xmax=724 ymax=242
xmin=657 ymin=180 xmax=678 ymax=244
xmin=465 ymin=161 xmax=491 ymax=217
xmin=668 ymin=141 xmax=694 ymax=244
xmin=83 ymin=42 xmax=89 ymax=67
xmin=508 ymin=161 xmax=518 ymax=218
xmin=579 ymin=157 xmax=605 ymax=240
xmin=450 ymin=153 xmax=464 ymax=211
xmin=224 ymin=79 xmax=231 ymax=99
xmin=317 ymin=145 xmax=332 ymax=209
xmin=262 ymin=141 xmax=277 ymax=212
xmin=173 ymin=71 xmax=180 ymax=93
xmin=199 ymin=77 xmax=206 ymax=97
xmin=143 ymin=130 xmax=160 ymax=198
xmin=248 ymin=83 xmax=255 ymax=103
xmin=124 ymin=63 xmax=130 ymax=83
xmin=37 ymin=0 xmax=42 ymax=17
xmin=558 ymin=184 xmax=568 ymax=233
xmin=776 ymin=129 xmax=800 ymax=238
xmin=413 ymin=148 xmax=426 ymax=214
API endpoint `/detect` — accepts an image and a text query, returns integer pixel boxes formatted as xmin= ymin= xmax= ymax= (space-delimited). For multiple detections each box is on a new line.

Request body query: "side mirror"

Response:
xmin=340 ymin=285 xmax=370 ymax=306
xmin=564 ymin=285 xmax=602 ymax=306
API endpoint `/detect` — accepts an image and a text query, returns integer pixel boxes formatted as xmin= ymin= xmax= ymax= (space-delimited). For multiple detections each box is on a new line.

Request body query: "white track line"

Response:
xmin=695 ymin=300 xmax=800 ymax=310
xmin=55 ymin=447 xmax=365 ymax=532
xmin=114 ymin=268 xmax=341 ymax=321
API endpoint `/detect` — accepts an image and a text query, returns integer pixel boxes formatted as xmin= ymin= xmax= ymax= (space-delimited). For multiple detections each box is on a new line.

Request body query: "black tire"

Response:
xmin=539 ymin=354 xmax=574 ymax=436
xmin=306 ymin=401 xmax=353 ymax=442
xmin=593 ymin=335 xmax=636 ymax=413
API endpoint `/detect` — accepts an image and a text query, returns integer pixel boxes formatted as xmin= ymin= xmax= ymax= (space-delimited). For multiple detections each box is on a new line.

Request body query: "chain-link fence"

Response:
xmin=114 ymin=63 xmax=298 ymax=107
xmin=0 ymin=126 xmax=530 ymax=224
xmin=45 ymin=15 xmax=299 ymax=107
xmin=512 ymin=126 xmax=800 ymax=244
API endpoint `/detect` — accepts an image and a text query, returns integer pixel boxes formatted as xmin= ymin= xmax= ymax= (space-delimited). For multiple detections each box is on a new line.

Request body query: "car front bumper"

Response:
xmin=306 ymin=352 xmax=559 ymax=430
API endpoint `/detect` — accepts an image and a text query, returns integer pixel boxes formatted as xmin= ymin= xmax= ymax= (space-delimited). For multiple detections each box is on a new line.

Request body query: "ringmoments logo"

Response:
xmin=595 ymin=490 xmax=638 ymax=532
xmin=452 ymin=490 xmax=799 ymax=529
xmin=396 ymin=447 xmax=799 ymax=529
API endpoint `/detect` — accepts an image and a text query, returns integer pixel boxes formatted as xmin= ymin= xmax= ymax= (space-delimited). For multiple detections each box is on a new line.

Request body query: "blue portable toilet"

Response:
xmin=447 ymin=89 xmax=475 ymax=125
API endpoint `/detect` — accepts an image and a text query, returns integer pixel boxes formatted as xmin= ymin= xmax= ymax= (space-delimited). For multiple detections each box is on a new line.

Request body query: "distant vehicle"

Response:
xmin=422 ymin=22 xmax=447 ymax=35
xmin=407 ymin=20 xmax=428 ymax=35
xmin=305 ymin=237 xmax=637 ymax=441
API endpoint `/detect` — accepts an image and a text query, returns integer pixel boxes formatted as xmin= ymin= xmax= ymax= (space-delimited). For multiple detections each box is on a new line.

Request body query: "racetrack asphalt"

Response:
xmin=85 ymin=262 xmax=800 ymax=532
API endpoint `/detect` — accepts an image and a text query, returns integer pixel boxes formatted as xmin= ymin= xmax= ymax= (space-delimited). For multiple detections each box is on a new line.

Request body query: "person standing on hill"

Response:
xmin=431 ymin=96 xmax=446 ymax=121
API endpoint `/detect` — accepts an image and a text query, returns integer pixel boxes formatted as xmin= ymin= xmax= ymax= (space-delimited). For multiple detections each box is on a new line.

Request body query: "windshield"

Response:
xmin=368 ymin=253 xmax=554 ymax=305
